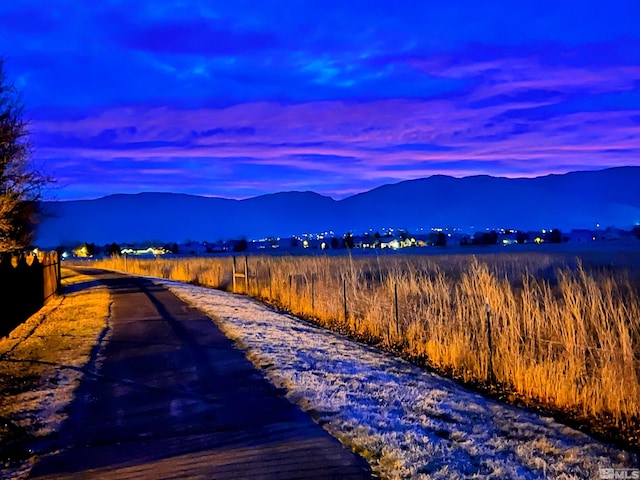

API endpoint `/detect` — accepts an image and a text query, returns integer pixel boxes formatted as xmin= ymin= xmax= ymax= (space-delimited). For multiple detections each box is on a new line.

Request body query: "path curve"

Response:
xmin=29 ymin=268 xmax=372 ymax=479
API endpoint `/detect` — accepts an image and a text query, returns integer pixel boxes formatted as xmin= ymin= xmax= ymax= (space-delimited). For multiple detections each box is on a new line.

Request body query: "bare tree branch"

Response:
xmin=0 ymin=58 xmax=51 ymax=252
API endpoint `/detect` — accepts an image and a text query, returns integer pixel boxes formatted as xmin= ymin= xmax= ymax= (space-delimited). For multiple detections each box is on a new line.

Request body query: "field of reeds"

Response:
xmin=77 ymin=251 xmax=640 ymax=449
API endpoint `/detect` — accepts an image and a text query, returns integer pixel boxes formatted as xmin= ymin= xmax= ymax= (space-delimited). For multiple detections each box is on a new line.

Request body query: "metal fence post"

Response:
xmin=485 ymin=299 xmax=495 ymax=384
xmin=343 ymin=277 xmax=348 ymax=324
xmin=394 ymin=282 xmax=400 ymax=339
xmin=311 ymin=274 xmax=315 ymax=314
xmin=289 ymin=275 xmax=293 ymax=308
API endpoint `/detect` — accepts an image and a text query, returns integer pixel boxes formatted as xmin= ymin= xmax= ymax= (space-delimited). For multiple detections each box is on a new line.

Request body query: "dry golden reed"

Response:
xmin=82 ymin=252 xmax=640 ymax=432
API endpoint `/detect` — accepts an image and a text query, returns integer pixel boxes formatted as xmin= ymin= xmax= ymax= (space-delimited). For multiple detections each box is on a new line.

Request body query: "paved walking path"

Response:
xmin=29 ymin=269 xmax=372 ymax=479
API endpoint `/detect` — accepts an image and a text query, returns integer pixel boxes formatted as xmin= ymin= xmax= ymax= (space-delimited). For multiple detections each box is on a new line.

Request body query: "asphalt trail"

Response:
xmin=29 ymin=269 xmax=371 ymax=479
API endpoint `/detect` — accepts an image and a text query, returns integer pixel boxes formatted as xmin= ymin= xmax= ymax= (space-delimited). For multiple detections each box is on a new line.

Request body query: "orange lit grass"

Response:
xmin=84 ymin=253 xmax=640 ymax=439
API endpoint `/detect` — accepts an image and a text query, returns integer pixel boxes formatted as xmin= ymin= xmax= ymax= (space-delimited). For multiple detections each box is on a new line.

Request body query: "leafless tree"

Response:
xmin=1 ymin=58 xmax=49 ymax=252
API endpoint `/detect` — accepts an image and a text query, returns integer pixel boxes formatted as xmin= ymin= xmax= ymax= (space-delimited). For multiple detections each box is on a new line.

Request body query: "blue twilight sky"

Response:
xmin=1 ymin=0 xmax=639 ymax=200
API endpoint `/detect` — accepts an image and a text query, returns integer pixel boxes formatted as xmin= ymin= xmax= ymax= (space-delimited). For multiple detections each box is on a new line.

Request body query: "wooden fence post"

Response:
xmin=232 ymin=256 xmax=237 ymax=293
xmin=244 ymin=255 xmax=249 ymax=293
xmin=56 ymin=252 xmax=62 ymax=293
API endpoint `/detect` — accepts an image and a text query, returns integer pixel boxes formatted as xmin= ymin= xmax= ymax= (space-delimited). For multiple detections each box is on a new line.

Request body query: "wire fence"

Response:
xmin=223 ymin=255 xmax=640 ymax=387
xmin=82 ymin=252 xmax=640 ymax=425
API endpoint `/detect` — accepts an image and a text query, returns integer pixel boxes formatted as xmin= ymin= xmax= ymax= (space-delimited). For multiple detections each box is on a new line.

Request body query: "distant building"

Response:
xmin=72 ymin=244 xmax=93 ymax=257
xmin=178 ymin=242 xmax=208 ymax=255
xmin=600 ymin=228 xmax=622 ymax=241
xmin=500 ymin=232 xmax=518 ymax=245
xmin=121 ymin=246 xmax=169 ymax=256
xmin=568 ymin=230 xmax=596 ymax=242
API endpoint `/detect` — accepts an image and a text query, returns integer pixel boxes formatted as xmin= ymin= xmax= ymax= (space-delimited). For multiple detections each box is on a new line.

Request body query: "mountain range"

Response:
xmin=35 ymin=167 xmax=640 ymax=246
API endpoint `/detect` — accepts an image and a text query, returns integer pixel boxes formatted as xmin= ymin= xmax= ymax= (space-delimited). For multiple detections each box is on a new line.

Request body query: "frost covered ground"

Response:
xmin=158 ymin=279 xmax=639 ymax=480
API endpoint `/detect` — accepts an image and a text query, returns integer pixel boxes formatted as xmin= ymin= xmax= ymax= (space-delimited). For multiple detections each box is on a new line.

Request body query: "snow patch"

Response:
xmin=157 ymin=279 xmax=638 ymax=479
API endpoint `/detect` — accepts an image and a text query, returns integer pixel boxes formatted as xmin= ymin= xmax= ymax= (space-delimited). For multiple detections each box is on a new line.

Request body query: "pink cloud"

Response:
xmin=34 ymin=101 xmax=639 ymax=162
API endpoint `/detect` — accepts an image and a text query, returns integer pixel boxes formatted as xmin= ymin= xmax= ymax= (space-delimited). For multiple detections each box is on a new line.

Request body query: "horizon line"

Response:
xmin=43 ymin=165 xmax=638 ymax=203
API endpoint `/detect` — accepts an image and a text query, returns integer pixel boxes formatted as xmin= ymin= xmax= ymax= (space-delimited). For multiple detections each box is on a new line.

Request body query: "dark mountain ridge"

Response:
xmin=35 ymin=167 xmax=640 ymax=246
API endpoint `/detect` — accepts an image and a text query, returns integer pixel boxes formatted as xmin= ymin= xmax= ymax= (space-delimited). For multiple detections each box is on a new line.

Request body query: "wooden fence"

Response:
xmin=0 ymin=251 xmax=60 ymax=337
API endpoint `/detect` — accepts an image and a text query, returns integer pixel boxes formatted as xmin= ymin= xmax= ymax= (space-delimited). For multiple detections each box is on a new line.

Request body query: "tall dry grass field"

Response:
xmin=81 ymin=252 xmax=640 ymax=445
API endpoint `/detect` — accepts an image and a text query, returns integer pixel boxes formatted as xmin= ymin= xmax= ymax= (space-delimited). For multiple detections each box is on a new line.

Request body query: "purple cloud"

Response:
xmin=32 ymin=84 xmax=640 ymax=200
xmin=3 ymin=1 xmax=637 ymax=200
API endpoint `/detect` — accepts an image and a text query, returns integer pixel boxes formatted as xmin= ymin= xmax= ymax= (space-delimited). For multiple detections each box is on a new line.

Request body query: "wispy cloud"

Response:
xmin=32 ymin=93 xmax=640 ymax=199
xmin=1 ymin=0 xmax=638 ymax=199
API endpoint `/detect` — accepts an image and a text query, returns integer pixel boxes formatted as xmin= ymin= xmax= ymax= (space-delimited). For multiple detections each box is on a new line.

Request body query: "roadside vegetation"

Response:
xmin=82 ymin=252 xmax=640 ymax=451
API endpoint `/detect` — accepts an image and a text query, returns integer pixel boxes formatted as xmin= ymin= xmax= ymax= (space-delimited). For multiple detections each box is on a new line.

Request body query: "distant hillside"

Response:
xmin=35 ymin=167 xmax=640 ymax=246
